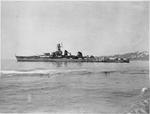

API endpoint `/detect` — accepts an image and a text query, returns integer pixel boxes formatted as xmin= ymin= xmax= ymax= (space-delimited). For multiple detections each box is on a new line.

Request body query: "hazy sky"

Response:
xmin=1 ymin=1 xmax=149 ymax=59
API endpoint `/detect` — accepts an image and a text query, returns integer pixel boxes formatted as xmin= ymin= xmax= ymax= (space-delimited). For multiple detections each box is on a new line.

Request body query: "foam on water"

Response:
xmin=1 ymin=69 xmax=148 ymax=77
xmin=0 ymin=69 xmax=90 ymax=75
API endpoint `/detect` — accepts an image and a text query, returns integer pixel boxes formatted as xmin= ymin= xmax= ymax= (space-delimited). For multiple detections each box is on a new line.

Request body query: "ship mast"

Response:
xmin=57 ymin=43 xmax=62 ymax=51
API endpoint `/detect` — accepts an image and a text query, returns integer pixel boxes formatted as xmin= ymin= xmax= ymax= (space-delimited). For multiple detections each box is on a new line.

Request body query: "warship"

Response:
xmin=16 ymin=43 xmax=129 ymax=63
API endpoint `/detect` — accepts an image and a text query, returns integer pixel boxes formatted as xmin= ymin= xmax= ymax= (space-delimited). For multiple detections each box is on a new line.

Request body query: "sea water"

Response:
xmin=0 ymin=59 xmax=149 ymax=113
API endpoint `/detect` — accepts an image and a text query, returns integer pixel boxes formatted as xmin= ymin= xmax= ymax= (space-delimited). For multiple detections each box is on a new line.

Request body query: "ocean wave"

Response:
xmin=126 ymin=88 xmax=150 ymax=114
xmin=1 ymin=69 xmax=148 ymax=77
xmin=0 ymin=70 xmax=55 ymax=75
xmin=120 ymin=70 xmax=149 ymax=75
xmin=0 ymin=69 xmax=119 ymax=77
xmin=0 ymin=69 xmax=89 ymax=76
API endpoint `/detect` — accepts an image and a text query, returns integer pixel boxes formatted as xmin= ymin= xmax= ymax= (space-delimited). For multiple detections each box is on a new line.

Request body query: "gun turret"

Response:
xmin=77 ymin=51 xmax=83 ymax=58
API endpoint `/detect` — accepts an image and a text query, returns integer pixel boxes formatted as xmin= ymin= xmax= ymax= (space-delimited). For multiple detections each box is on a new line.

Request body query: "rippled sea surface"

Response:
xmin=0 ymin=60 xmax=149 ymax=114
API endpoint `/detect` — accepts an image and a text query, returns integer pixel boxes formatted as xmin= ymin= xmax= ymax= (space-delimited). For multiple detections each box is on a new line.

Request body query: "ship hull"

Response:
xmin=16 ymin=56 xmax=100 ymax=62
xmin=16 ymin=56 xmax=129 ymax=63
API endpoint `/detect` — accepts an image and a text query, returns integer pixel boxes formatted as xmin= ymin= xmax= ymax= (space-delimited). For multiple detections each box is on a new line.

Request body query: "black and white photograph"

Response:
xmin=0 ymin=1 xmax=149 ymax=114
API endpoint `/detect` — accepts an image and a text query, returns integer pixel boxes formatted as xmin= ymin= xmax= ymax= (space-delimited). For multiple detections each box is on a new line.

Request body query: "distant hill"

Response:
xmin=103 ymin=51 xmax=149 ymax=61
